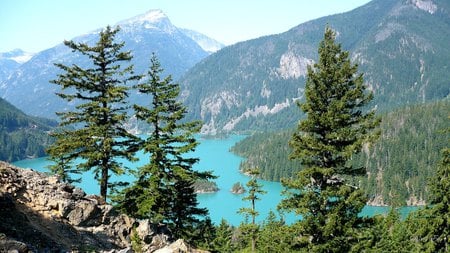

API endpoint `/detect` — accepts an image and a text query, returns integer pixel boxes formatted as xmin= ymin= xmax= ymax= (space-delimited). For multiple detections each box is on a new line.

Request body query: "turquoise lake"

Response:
xmin=13 ymin=135 xmax=417 ymax=225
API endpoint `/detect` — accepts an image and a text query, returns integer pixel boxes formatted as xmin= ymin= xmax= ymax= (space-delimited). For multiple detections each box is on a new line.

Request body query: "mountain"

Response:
xmin=0 ymin=9 xmax=223 ymax=119
xmin=0 ymin=97 xmax=56 ymax=162
xmin=0 ymin=49 xmax=34 ymax=64
xmin=180 ymin=28 xmax=225 ymax=53
xmin=179 ymin=0 xmax=450 ymax=134
xmin=0 ymin=49 xmax=34 ymax=83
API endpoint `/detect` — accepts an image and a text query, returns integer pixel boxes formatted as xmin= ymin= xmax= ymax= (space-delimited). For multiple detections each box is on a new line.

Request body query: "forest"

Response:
xmin=232 ymin=100 xmax=449 ymax=206
xmin=0 ymin=98 xmax=56 ymax=162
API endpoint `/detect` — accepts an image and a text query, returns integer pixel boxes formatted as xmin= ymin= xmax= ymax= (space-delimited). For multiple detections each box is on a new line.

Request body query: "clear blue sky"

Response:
xmin=1 ymin=0 xmax=371 ymax=53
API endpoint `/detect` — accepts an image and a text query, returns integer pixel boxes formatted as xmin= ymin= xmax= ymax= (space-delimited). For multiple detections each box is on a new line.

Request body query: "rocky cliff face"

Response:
xmin=0 ymin=161 xmax=207 ymax=252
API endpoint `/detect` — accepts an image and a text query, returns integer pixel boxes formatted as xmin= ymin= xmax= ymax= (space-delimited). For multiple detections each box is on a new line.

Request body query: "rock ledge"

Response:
xmin=0 ymin=161 xmax=206 ymax=252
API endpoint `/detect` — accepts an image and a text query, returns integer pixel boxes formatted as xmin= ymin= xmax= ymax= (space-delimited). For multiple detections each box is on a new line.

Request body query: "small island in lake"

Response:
xmin=193 ymin=179 xmax=219 ymax=193
xmin=230 ymin=182 xmax=246 ymax=194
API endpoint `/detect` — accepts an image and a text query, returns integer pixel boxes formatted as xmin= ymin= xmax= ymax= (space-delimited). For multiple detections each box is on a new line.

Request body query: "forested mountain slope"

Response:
xmin=0 ymin=98 xmax=56 ymax=162
xmin=231 ymin=100 xmax=449 ymax=205
xmin=180 ymin=0 xmax=450 ymax=134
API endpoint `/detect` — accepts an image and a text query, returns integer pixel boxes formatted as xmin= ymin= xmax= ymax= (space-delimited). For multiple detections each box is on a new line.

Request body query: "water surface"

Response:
xmin=13 ymin=135 xmax=417 ymax=225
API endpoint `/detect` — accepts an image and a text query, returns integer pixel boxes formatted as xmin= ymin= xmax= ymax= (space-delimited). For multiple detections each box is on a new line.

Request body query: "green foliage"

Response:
xmin=0 ymin=98 xmax=56 ymax=162
xmin=211 ymin=219 xmax=235 ymax=253
xmin=231 ymin=129 xmax=300 ymax=181
xmin=232 ymin=100 xmax=449 ymax=205
xmin=114 ymin=54 xmax=213 ymax=243
xmin=189 ymin=218 xmax=217 ymax=250
xmin=47 ymin=26 xmax=140 ymax=199
xmin=354 ymin=120 xmax=449 ymax=252
xmin=214 ymin=211 xmax=298 ymax=253
xmin=402 ymin=126 xmax=449 ymax=252
xmin=130 ymin=227 xmax=143 ymax=253
xmin=352 ymin=209 xmax=414 ymax=253
xmin=237 ymin=168 xmax=267 ymax=252
xmin=402 ymin=206 xmax=449 ymax=253
xmin=45 ymin=130 xmax=81 ymax=184
xmin=279 ymin=27 xmax=380 ymax=252
xmin=258 ymin=211 xmax=295 ymax=253
xmin=238 ymin=169 xmax=267 ymax=223
xmin=355 ymin=100 xmax=449 ymax=206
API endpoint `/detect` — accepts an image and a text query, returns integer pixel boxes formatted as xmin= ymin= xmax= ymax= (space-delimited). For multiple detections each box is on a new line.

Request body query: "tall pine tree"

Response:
xmin=279 ymin=27 xmax=380 ymax=252
xmin=237 ymin=168 xmax=266 ymax=252
xmin=115 ymin=54 xmax=213 ymax=242
xmin=48 ymin=26 xmax=140 ymax=200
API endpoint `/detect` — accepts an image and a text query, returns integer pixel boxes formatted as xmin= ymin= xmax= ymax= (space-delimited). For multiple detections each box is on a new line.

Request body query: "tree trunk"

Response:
xmin=100 ymin=164 xmax=108 ymax=200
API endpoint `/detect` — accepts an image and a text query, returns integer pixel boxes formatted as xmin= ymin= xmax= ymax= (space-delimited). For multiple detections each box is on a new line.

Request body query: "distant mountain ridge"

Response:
xmin=0 ymin=49 xmax=34 ymax=64
xmin=0 ymin=49 xmax=34 ymax=84
xmin=0 ymin=9 xmax=224 ymax=119
xmin=179 ymin=0 xmax=450 ymax=134
xmin=180 ymin=28 xmax=225 ymax=53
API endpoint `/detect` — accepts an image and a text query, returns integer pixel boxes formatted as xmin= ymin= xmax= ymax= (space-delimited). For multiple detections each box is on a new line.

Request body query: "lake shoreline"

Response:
xmin=13 ymin=135 xmax=420 ymax=225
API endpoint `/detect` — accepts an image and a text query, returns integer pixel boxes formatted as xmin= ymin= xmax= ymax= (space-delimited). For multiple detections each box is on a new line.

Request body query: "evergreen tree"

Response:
xmin=46 ymin=130 xmax=81 ymax=183
xmin=404 ymin=123 xmax=449 ymax=252
xmin=48 ymin=26 xmax=140 ymax=199
xmin=237 ymin=168 xmax=266 ymax=252
xmin=258 ymin=211 xmax=294 ymax=253
xmin=279 ymin=27 xmax=380 ymax=252
xmin=211 ymin=219 xmax=234 ymax=253
xmin=115 ymin=54 xmax=213 ymax=242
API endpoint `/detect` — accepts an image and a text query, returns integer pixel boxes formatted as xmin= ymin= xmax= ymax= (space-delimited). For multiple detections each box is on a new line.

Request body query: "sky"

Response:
xmin=1 ymin=0 xmax=371 ymax=53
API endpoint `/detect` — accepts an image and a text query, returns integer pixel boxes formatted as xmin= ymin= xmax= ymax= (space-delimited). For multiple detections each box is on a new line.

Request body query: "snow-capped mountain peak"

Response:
xmin=138 ymin=9 xmax=167 ymax=23
xmin=117 ymin=9 xmax=175 ymax=33
xmin=0 ymin=49 xmax=34 ymax=64
xmin=119 ymin=9 xmax=170 ymax=26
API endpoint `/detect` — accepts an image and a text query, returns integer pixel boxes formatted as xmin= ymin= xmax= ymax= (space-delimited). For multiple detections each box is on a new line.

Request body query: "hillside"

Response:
xmin=180 ymin=0 xmax=450 ymax=134
xmin=231 ymin=100 xmax=449 ymax=206
xmin=0 ymin=10 xmax=222 ymax=119
xmin=0 ymin=98 xmax=56 ymax=162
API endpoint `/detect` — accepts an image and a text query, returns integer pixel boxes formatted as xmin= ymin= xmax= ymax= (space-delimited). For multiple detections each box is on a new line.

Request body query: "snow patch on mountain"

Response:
xmin=0 ymin=49 xmax=34 ymax=64
xmin=10 ymin=54 xmax=33 ymax=64
xmin=117 ymin=9 xmax=176 ymax=33
xmin=122 ymin=9 xmax=167 ymax=24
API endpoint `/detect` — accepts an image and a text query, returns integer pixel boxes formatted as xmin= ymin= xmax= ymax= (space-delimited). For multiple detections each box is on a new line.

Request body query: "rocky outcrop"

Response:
xmin=0 ymin=161 xmax=207 ymax=252
xmin=154 ymin=239 xmax=210 ymax=253
xmin=230 ymin=182 xmax=246 ymax=195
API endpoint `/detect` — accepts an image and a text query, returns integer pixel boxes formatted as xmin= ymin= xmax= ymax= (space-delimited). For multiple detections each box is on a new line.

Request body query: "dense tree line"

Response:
xmin=354 ymin=100 xmax=449 ymax=206
xmin=232 ymin=100 xmax=449 ymax=205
